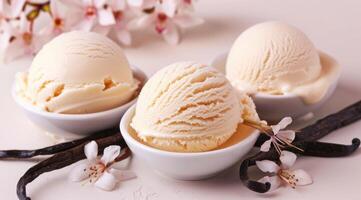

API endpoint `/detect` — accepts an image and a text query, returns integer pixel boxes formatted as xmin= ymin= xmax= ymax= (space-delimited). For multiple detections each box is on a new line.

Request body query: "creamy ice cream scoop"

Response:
xmin=130 ymin=62 xmax=258 ymax=152
xmin=15 ymin=31 xmax=139 ymax=114
xmin=226 ymin=21 xmax=340 ymax=104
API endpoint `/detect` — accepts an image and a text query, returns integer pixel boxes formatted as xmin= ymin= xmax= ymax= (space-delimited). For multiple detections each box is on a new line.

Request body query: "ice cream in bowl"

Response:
xmin=212 ymin=21 xmax=341 ymax=121
xmin=120 ymin=62 xmax=260 ymax=180
xmin=13 ymin=31 xmax=147 ymax=139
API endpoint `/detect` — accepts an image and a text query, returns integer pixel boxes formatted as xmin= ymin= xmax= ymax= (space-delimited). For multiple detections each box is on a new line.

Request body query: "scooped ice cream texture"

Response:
xmin=15 ymin=31 xmax=139 ymax=114
xmin=131 ymin=62 xmax=258 ymax=152
xmin=226 ymin=21 xmax=340 ymax=104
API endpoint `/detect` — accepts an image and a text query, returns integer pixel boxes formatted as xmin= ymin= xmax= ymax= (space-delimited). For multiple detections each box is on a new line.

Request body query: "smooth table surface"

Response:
xmin=1 ymin=0 xmax=361 ymax=199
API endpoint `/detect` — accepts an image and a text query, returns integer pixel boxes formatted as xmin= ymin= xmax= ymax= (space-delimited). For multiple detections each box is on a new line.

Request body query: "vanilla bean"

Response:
xmin=255 ymin=100 xmax=361 ymax=146
xmin=0 ymin=128 xmax=118 ymax=159
xmin=16 ymin=133 xmax=126 ymax=200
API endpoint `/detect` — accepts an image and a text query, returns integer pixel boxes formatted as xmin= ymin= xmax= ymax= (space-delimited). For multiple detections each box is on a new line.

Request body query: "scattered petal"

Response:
xmin=101 ymin=145 xmax=121 ymax=165
xmin=94 ymin=171 xmax=118 ymax=191
xmin=161 ymin=0 xmax=177 ymax=17
xmin=278 ymin=117 xmax=292 ymax=129
xmin=84 ymin=141 xmax=98 ymax=161
xmin=277 ymin=130 xmax=296 ymax=142
xmin=256 ymin=160 xmax=280 ymax=173
xmin=280 ymin=151 xmax=297 ymax=169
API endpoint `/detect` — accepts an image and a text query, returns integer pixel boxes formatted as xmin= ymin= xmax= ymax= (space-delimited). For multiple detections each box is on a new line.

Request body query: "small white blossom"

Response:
xmin=69 ymin=141 xmax=136 ymax=191
xmin=256 ymin=151 xmax=313 ymax=192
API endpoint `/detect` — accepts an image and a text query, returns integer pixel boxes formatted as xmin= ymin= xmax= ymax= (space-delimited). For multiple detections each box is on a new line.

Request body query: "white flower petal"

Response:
xmin=68 ymin=161 xmax=91 ymax=182
xmin=82 ymin=0 xmax=93 ymax=6
xmin=10 ymin=0 xmax=26 ymax=18
xmin=19 ymin=13 xmax=28 ymax=33
xmin=116 ymin=29 xmax=132 ymax=45
xmin=292 ymin=169 xmax=313 ymax=186
xmin=98 ymin=8 xmax=116 ymax=26
xmin=127 ymin=0 xmax=143 ymax=7
xmin=256 ymin=160 xmax=280 ymax=173
xmin=101 ymin=145 xmax=121 ymax=165
xmin=109 ymin=168 xmax=137 ymax=181
xmin=280 ymin=150 xmax=297 ymax=169
xmin=278 ymin=117 xmax=292 ymax=129
xmin=260 ymin=139 xmax=272 ymax=152
xmin=277 ymin=130 xmax=296 ymax=142
xmin=75 ymin=17 xmax=96 ymax=31
xmin=92 ymin=24 xmax=111 ymax=35
xmin=111 ymin=0 xmax=126 ymax=10
xmin=94 ymin=171 xmax=118 ymax=191
xmin=59 ymin=0 xmax=83 ymax=7
xmin=50 ymin=0 xmax=61 ymax=17
xmin=84 ymin=141 xmax=98 ymax=161
xmin=173 ymin=14 xmax=204 ymax=28
xmin=95 ymin=0 xmax=108 ymax=8
xmin=271 ymin=124 xmax=281 ymax=135
xmin=162 ymin=22 xmax=179 ymax=45
xmin=161 ymin=0 xmax=177 ymax=17
xmin=127 ymin=15 xmax=155 ymax=30
xmin=3 ymin=39 xmax=29 ymax=63
xmin=258 ymin=176 xmax=282 ymax=192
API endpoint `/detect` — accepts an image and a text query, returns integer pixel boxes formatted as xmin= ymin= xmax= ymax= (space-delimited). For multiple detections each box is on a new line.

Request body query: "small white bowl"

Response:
xmin=211 ymin=52 xmax=340 ymax=121
xmin=120 ymin=105 xmax=259 ymax=180
xmin=12 ymin=67 xmax=147 ymax=140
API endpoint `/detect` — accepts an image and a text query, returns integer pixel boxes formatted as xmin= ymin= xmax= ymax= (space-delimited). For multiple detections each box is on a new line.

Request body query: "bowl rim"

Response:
xmin=120 ymin=104 xmax=260 ymax=157
xmin=12 ymin=66 xmax=147 ymax=120
xmin=211 ymin=51 xmax=341 ymax=100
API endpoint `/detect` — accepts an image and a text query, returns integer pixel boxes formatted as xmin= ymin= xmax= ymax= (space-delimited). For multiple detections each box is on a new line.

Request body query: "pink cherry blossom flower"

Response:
xmin=1 ymin=13 xmax=45 ymax=63
xmin=61 ymin=0 xmax=116 ymax=32
xmin=256 ymin=151 xmax=313 ymax=192
xmin=127 ymin=0 xmax=203 ymax=44
xmin=69 ymin=141 xmax=136 ymax=191
xmin=40 ymin=0 xmax=69 ymax=37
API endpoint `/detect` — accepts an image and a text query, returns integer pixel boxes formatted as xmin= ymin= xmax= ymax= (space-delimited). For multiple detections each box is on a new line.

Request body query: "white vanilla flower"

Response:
xmin=256 ymin=151 xmax=313 ymax=192
xmin=260 ymin=117 xmax=297 ymax=154
xmin=69 ymin=141 xmax=136 ymax=191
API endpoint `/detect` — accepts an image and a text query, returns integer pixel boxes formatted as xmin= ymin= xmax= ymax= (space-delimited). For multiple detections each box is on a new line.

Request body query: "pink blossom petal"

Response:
xmin=82 ymin=0 xmax=93 ymax=6
xmin=9 ymin=0 xmax=26 ymax=18
xmin=292 ymin=169 xmax=313 ymax=186
xmin=109 ymin=168 xmax=136 ymax=181
xmin=94 ymin=171 xmax=118 ymax=191
xmin=19 ymin=13 xmax=29 ymax=33
xmin=277 ymin=130 xmax=296 ymax=143
xmin=84 ymin=141 xmax=98 ymax=161
xmin=271 ymin=124 xmax=281 ymax=135
xmin=76 ymin=17 xmax=96 ymax=31
xmin=260 ymin=139 xmax=272 ymax=152
xmin=101 ymin=145 xmax=121 ymax=165
xmin=127 ymin=15 xmax=155 ymax=30
xmin=258 ymin=176 xmax=282 ymax=192
xmin=3 ymin=39 xmax=29 ymax=63
xmin=127 ymin=0 xmax=143 ymax=7
xmin=161 ymin=0 xmax=177 ymax=17
xmin=256 ymin=160 xmax=280 ymax=173
xmin=173 ymin=14 xmax=204 ymax=28
xmin=68 ymin=161 xmax=91 ymax=182
xmin=94 ymin=0 xmax=108 ymax=8
xmin=98 ymin=8 xmax=116 ymax=26
xmin=116 ymin=29 xmax=132 ymax=45
xmin=111 ymin=0 xmax=126 ymax=10
xmin=278 ymin=117 xmax=292 ymax=129
xmin=50 ymin=0 xmax=62 ymax=17
xmin=162 ymin=22 xmax=179 ymax=45
xmin=280 ymin=150 xmax=297 ymax=169
xmin=59 ymin=0 xmax=83 ymax=7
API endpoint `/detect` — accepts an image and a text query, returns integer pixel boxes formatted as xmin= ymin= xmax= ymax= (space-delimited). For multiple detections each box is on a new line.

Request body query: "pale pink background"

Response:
xmin=1 ymin=0 xmax=361 ymax=199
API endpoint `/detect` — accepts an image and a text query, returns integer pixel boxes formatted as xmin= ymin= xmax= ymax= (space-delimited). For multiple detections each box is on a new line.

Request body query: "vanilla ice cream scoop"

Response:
xmin=16 ymin=31 xmax=139 ymax=114
xmin=131 ymin=62 xmax=249 ymax=152
xmin=226 ymin=21 xmax=340 ymax=104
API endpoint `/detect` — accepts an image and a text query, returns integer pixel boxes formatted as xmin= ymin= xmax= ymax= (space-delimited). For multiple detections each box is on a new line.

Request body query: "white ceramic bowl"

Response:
xmin=211 ymin=52 xmax=340 ymax=121
xmin=120 ymin=105 xmax=260 ymax=180
xmin=12 ymin=67 xmax=147 ymax=140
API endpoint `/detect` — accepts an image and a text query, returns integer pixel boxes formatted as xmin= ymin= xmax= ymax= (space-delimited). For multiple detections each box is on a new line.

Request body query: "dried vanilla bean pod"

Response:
xmin=240 ymin=139 xmax=360 ymax=193
xmin=255 ymin=100 xmax=361 ymax=146
xmin=16 ymin=133 xmax=126 ymax=200
xmin=0 ymin=128 xmax=118 ymax=159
